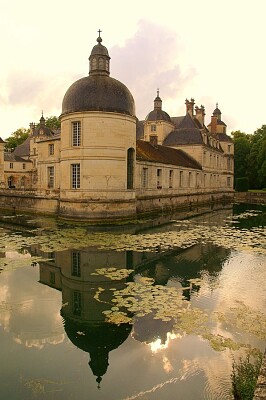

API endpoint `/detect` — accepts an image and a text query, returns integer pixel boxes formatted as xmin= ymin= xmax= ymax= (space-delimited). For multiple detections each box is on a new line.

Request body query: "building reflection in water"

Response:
xmin=35 ymin=208 xmax=231 ymax=387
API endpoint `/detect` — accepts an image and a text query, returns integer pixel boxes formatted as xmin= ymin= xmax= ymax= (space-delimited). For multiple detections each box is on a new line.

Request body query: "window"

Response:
xmin=50 ymin=272 xmax=55 ymax=285
xmin=188 ymin=172 xmax=192 ymax=187
xmin=227 ymin=158 xmax=231 ymax=171
xmin=8 ymin=176 xmax=14 ymax=188
xmin=33 ymin=148 xmax=36 ymax=155
xmin=99 ymin=57 xmax=104 ymax=69
xmin=179 ymin=171 xmax=183 ymax=187
xmin=49 ymin=144 xmax=54 ymax=155
xmin=204 ymin=174 xmax=207 ymax=187
xmin=72 ymin=121 xmax=81 ymax=146
xmin=151 ymin=124 xmax=156 ymax=132
xmin=157 ymin=169 xmax=162 ymax=188
xmin=169 ymin=170 xmax=173 ymax=188
xmin=10 ymin=163 xmax=13 ymax=169
xmin=91 ymin=57 xmax=97 ymax=70
xmin=141 ymin=167 xmax=148 ymax=188
xmin=196 ymin=173 xmax=199 ymax=188
xmin=72 ymin=251 xmax=81 ymax=277
xmin=47 ymin=166 xmax=55 ymax=188
xmin=71 ymin=164 xmax=80 ymax=189
xmin=228 ymin=145 xmax=231 ymax=153
xmin=73 ymin=291 xmax=82 ymax=316
xmin=22 ymin=163 xmax=26 ymax=170
xmin=227 ymin=177 xmax=231 ymax=187
xmin=127 ymin=148 xmax=134 ymax=189
xmin=21 ymin=176 xmax=25 ymax=187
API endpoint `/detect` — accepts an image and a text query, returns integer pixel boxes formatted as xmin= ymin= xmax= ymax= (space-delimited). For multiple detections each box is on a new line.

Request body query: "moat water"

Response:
xmin=0 ymin=203 xmax=265 ymax=400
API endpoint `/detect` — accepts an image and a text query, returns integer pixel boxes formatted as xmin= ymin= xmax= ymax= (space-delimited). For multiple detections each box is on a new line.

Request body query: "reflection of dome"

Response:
xmin=62 ymin=316 xmax=132 ymax=387
xmin=62 ymin=34 xmax=135 ymax=117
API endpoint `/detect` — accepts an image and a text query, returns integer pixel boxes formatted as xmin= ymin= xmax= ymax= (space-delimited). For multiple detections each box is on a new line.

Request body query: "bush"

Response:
xmin=235 ymin=177 xmax=249 ymax=192
xmin=231 ymin=353 xmax=262 ymax=399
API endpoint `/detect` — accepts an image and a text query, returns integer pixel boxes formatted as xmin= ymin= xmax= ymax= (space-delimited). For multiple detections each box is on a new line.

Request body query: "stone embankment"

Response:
xmin=234 ymin=191 xmax=266 ymax=204
xmin=253 ymin=351 xmax=266 ymax=399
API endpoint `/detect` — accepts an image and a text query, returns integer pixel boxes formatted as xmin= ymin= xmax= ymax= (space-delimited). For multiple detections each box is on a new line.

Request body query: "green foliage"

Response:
xmin=235 ymin=177 xmax=249 ymax=192
xmin=4 ymin=128 xmax=30 ymax=151
xmin=232 ymin=126 xmax=266 ymax=189
xmin=44 ymin=116 xmax=60 ymax=130
xmin=231 ymin=353 xmax=262 ymax=400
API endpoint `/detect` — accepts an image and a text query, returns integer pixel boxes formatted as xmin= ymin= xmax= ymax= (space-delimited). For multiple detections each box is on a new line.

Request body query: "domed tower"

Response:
xmin=143 ymin=90 xmax=174 ymax=145
xmin=60 ymin=32 xmax=137 ymax=220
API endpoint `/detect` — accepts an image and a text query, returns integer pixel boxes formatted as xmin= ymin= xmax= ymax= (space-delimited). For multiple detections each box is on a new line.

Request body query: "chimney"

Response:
xmin=210 ymin=115 xmax=218 ymax=134
xmin=185 ymin=98 xmax=195 ymax=116
xmin=195 ymin=104 xmax=205 ymax=126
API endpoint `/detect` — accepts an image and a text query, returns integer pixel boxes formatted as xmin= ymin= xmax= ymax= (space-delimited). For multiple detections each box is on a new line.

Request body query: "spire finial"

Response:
xmin=157 ymin=88 xmax=159 ymax=97
xmin=97 ymin=29 xmax=102 ymax=43
xmin=216 ymin=102 xmax=218 ymax=108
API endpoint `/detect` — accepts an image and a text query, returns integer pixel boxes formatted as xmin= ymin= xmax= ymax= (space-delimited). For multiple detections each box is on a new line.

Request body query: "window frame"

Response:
xmin=72 ymin=121 xmax=81 ymax=147
xmin=71 ymin=163 xmax=80 ymax=189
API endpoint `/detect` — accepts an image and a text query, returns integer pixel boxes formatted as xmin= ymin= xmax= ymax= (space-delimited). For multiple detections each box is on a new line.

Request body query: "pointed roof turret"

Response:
xmin=145 ymin=90 xmax=171 ymax=123
xmin=89 ymin=30 xmax=110 ymax=76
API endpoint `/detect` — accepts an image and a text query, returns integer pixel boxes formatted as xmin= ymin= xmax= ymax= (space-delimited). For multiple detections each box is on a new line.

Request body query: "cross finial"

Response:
xmin=97 ymin=29 xmax=103 ymax=43
xmin=98 ymin=29 xmax=102 ymax=37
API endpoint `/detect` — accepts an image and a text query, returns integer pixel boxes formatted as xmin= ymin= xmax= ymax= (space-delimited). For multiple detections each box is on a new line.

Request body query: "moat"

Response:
xmin=0 ymin=203 xmax=265 ymax=399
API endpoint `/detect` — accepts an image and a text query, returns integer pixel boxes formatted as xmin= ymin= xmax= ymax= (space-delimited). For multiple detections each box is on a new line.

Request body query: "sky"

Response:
xmin=0 ymin=0 xmax=265 ymax=139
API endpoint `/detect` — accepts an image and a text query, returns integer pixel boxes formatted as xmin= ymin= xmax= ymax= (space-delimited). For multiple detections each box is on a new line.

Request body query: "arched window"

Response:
xmin=98 ymin=57 xmax=104 ymax=69
xmin=91 ymin=58 xmax=97 ymax=70
xmin=127 ymin=148 xmax=135 ymax=189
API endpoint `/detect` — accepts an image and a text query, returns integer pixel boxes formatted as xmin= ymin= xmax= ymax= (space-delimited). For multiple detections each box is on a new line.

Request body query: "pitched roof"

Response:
xmin=136 ymin=140 xmax=202 ymax=170
xmin=13 ymin=137 xmax=30 ymax=157
xmin=4 ymin=152 xmax=31 ymax=162
xmin=163 ymin=129 xmax=204 ymax=146
xmin=216 ymin=133 xmax=233 ymax=142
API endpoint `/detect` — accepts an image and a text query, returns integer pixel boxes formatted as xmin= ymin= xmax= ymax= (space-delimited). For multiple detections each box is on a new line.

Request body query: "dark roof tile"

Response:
xmin=136 ymin=140 xmax=202 ymax=170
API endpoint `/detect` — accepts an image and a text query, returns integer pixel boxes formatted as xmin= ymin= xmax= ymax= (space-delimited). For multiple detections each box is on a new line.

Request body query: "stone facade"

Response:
xmin=0 ymin=33 xmax=234 ymax=221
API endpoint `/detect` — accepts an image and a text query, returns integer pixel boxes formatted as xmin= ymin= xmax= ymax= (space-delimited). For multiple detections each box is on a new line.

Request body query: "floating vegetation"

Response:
xmin=215 ymin=301 xmax=266 ymax=340
xmin=21 ymin=377 xmax=68 ymax=394
xmin=91 ymin=268 xmax=134 ymax=280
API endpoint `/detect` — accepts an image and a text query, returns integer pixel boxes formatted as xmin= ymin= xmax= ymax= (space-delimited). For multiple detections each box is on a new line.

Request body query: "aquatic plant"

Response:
xmin=231 ymin=352 xmax=262 ymax=399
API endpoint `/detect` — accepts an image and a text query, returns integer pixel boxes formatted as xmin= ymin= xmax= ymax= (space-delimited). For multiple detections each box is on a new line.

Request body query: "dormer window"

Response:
xmin=151 ymin=124 xmax=156 ymax=132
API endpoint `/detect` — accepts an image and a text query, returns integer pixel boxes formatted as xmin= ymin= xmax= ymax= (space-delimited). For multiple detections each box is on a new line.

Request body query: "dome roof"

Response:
xmin=61 ymin=33 xmax=135 ymax=117
xmin=145 ymin=109 xmax=171 ymax=123
xmin=62 ymin=75 xmax=135 ymax=116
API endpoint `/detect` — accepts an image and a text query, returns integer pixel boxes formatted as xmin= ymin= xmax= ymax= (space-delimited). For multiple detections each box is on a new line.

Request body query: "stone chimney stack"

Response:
xmin=195 ymin=105 xmax=205 ymax=126
xmin=210 ymin=115 xmax=218 ymax=134
xmin=185 ymin=98 xmax=195 ymax=116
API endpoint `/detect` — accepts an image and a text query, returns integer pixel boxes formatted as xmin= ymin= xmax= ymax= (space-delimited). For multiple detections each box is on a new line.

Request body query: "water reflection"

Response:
xmin=0 ymin=204 xmax=265 ymax=399
xmin=35 ymin=219 xmax=231 ymax=386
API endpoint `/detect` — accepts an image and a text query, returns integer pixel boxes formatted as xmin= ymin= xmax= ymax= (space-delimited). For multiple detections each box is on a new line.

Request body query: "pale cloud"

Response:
xmin=111 ymin=20 xmax=197 ymax=120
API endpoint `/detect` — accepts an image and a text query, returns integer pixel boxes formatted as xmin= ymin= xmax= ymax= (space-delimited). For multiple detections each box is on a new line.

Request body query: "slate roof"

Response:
xmin=0 ymin=137 xmax=5 ymax=143
xmin=136 ymin=140 xmax=202 ymax=170
xmin=136 ymin=120 xmax=144 ymax=140
xmin=163 ymin=129 xmax=204 ymax=146
xmin=4 ymin=152 xmax=31 ymax=162
xmin=216 ymin=133 xmax=233 ymax=142
xmin=13 ymin=137 xmax=30 ymax=158
xmin=145 ymin=109 xmax=172 ymax=123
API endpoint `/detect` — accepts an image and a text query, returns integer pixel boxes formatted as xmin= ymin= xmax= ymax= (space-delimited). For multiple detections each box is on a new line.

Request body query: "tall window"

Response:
xmin=196 ymin=173 xmax=199 ymax=188
xmin=188 ymin=172 xmax=192 ymax=187
xmin=157 ymin=169 xmax=162 ymax=188
xmin=73 ymin=291 xmax=82 ymax=316
xmin=71 ymin=164 xmax=80 ymax=189
xmin=10 ymin=163 xmax=13 ymax=169
xmin=179 ymin=171 xmax=183 ymax=187
xmin=127 ymin=148 xmax=134 ymax=189
xmin=141 ymin=167 xmax=148 ymax=188
xmin=49 ymin=144 xmax=54 ymax=155
xmin=227 ymin=177 xmax=231 ymax=187
xmin=151 ymin=124 xmax=156 ymax=132
xmin=47 ymin=166 xmax=55 ymax=188
xmin=72 ymin=251 xmax=81 ymax=277
xmin=72 ymin=121 xmax=81 ymax=146
xmin=22 ymin=163 xmax=26 ymax=170
xmin=169 ymin=170 xmax=173 ymax=188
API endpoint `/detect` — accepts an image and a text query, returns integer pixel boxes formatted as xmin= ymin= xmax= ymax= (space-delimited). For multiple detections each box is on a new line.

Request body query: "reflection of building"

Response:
xmin=38 ymin=247 xmax=133 ymax=387
xmin=0 ymin=32 xmax=234 ymax=221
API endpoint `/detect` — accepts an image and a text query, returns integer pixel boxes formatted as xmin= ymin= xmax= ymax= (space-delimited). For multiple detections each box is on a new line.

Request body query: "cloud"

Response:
xmin=110 ymin=20 xmax=197 ymax=120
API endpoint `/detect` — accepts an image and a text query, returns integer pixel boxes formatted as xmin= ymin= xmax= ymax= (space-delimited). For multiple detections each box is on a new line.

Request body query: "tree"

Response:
xmin=4 ymin=128 xmax=30 ymax=151
xmin=44 ymin=116 xmax=60 ymax=130
xmin=249 ymin=125 xmax=266 ymax=189
xmin=231 ymin=130 xmax=251 ymax=184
